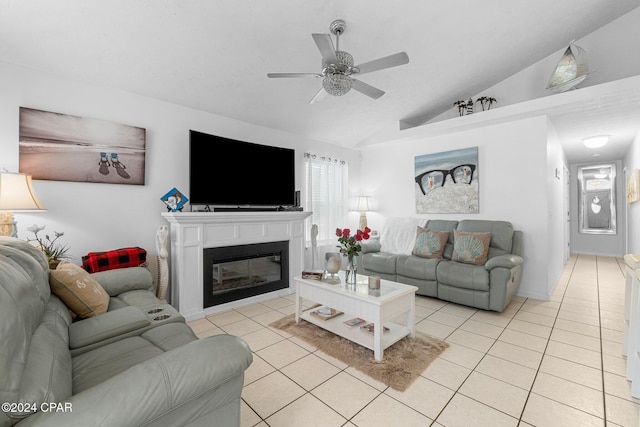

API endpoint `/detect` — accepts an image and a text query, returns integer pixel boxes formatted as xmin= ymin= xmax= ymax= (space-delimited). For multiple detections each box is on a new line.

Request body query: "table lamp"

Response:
xmin=356 ymin=196 xmax=370 ymax=231
xmin=0 ymin=172 xmax=47 ymax=237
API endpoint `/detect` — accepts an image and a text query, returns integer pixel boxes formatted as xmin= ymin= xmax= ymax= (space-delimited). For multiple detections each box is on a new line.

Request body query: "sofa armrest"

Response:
xmin=68 ymin=306 xmax=150 ymax=349
xmin=91 ymin=266 xmax=155 ymax=296
xmin=17 ymin=335 xmax=253 ymax=427
xmin=361 ymin=237 xmax=381 ymax=254
xmin=485 ymin=254 xmax=523 ymax=270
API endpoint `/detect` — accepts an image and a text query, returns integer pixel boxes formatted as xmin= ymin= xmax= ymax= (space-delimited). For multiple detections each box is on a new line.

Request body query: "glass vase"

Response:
xmin=345 ymin=253 xmax=357 ymax=285
xmin=324 ymin=252 xmax=342 ymax=282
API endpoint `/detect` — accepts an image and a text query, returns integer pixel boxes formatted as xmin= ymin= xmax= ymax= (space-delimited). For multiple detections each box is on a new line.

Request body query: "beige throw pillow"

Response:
xmin=412 ymin=227 xmax=449 ymax=259
xmin=452 ymin=230 xmax=492 ymax=266
xmin=49 ymin=262 xmax=109 ymax=318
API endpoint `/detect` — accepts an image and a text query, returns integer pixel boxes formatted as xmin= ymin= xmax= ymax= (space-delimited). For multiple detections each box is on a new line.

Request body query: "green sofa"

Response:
xmin=359 ymin=219 xmax=524 ymax=312
xmin=0 ymin=237 xmax=252 ymax=427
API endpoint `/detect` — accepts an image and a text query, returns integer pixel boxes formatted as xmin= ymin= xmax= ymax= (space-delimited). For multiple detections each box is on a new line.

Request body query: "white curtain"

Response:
xmin=304 ymin=153 xmax=348 ymax=248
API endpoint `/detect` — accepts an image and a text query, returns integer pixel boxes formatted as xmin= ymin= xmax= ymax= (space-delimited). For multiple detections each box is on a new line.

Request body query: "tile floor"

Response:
xmin=187 ymin=254 xmax=640 ymax=426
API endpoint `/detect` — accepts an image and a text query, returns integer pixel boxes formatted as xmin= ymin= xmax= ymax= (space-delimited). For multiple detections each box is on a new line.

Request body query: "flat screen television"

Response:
xmin=189 ymin=130 xmax=296 ymax=207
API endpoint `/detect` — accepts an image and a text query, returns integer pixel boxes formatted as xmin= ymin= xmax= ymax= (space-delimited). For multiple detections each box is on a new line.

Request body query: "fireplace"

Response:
xmin=203 ymin=241 xmax=289 ymax=308
xmin=162 ymin=211 xmax=311 ymax=321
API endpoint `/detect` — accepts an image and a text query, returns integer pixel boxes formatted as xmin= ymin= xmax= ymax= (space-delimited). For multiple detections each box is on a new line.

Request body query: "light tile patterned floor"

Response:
xmin=188 ymin=254 xmax=640 ymax=426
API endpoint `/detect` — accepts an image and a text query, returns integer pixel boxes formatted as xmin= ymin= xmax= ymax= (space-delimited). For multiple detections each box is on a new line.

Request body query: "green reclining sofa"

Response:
xmin=360 ymin=219 xmax=524 ymax=312
xmin=0 ymin=237 xmax=252 ymax=427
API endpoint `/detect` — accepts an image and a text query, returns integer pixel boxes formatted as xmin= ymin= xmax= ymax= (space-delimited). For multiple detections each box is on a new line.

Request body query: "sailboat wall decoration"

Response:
xmin=546 ymin=43 xmax=588 ymax=93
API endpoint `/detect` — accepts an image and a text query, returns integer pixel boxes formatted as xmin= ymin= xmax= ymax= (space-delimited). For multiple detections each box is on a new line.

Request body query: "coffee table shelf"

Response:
xmin=294 ymin=274 xmax=417 ymax=361
xmin=299 ymin=310 xmax=410 ymax=352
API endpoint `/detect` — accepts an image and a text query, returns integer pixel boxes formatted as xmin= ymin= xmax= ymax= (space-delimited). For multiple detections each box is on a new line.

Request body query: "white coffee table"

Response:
xmin=294 ymin=273 xmax=418 ymax=361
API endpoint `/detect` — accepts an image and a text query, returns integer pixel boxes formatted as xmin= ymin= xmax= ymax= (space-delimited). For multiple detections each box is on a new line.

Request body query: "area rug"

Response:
xmin=269 ymin=312 xmax=449 ymax=392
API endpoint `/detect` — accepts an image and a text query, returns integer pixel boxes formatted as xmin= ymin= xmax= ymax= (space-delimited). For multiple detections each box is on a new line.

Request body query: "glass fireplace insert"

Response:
xmin=203 ymin=240 xmax=289 ymax=308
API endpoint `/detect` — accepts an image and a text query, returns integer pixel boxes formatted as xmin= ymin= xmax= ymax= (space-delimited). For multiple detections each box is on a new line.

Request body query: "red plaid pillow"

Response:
xmin=82 ymin=247 xmax=147 ymax=273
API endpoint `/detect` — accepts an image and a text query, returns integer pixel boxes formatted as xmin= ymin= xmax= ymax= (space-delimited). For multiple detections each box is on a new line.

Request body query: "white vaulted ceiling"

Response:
xmin=0 ymin=0 xmax=639 ymax=163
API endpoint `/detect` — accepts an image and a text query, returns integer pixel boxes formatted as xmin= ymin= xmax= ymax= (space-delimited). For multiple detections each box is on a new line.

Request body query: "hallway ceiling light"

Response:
xmin=583 ymin=135 xmax=609 ymax=148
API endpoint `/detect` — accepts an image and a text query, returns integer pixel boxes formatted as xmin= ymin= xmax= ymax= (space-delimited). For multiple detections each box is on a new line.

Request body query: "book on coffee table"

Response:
xmin=360 ymin=323 xmax=390 ymax=335
xmin=309 ymin=306 xmax=343 ymax=321
xmin=342 ymin=317 xmax=366 ymax=327
xmin=301 ymin=270 xmax=325 ymax=280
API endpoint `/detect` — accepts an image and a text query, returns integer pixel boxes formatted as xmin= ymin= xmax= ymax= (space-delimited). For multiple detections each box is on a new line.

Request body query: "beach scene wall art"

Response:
xmin=414 ymin=147 xmax=479 ymax=214
xmin=19 ymin=107 xmax=146 ymax=185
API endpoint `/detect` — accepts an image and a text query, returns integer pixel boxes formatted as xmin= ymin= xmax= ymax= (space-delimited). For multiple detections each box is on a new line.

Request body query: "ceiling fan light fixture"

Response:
xmin=583 ymin=135 xmax=609 ymax=148
xmin=322 ymin=74 xmax=352 ymax=96
xmin=267 ymin=18 xmax=409 ymax=101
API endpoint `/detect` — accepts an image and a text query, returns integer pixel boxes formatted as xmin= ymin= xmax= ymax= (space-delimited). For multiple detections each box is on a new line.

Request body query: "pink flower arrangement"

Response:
xmin=335 ymin=227 xmax=371 ymax=257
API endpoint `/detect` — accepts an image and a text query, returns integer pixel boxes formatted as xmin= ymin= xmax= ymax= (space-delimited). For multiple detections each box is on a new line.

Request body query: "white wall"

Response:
xmin=360 ymin=116 xmax=556 ymax=300
xmin=625 ymin=133 xmax=640 ymax=254
xmin=0 ymin=61 xmax=362 ymax=263
xmin=569 ymin=160 xmax=626 ymax=256
xmin=546 ymin=119 xmax=569 ymax=293
xmin=360 ymin=7 xmax=640 ymax=147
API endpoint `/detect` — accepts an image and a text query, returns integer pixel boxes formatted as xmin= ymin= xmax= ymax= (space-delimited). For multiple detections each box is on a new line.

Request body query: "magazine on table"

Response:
xmin=309 ymin=306 xmax=343 ymax=321
xmin=360 ymin=323 xmax=390 ymax=335
xmin=342 ymin=317 xmax=366 ymax=327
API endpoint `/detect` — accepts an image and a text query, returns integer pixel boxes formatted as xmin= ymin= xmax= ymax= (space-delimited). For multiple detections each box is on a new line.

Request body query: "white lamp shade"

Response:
xmin=0 ymin=172 xmax=46 ymax=211
xmin=355 ymin=196 xmax=370 ymax=212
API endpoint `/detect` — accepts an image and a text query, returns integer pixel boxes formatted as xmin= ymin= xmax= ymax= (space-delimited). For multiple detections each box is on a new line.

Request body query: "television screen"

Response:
xmin=189 ymin=130 xmax=295 ymax=207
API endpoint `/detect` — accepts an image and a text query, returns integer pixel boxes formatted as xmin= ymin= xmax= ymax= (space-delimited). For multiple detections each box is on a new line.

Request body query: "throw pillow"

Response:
xmin=412 ymin=227 xmax=449 ymax=259
xmin=452 ymin=230 xmax=492 ymax=266
xmin=49 ymin=262 xmax=109 ymax=318
xmin=82 ymin=247 xmax=147 ymax=273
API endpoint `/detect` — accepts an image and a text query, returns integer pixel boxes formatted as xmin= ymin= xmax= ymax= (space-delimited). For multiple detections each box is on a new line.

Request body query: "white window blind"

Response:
xmin=305 ymin=153 xmax=348 ymax=246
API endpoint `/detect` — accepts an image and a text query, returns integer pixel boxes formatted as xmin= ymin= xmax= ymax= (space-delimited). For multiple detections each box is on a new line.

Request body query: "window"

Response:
xmin=304 ymin=153 xmax=348 ymax=246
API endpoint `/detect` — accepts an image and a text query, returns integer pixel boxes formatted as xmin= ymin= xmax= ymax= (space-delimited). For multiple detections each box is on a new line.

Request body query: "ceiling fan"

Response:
xmin=267 ymin=19 xmax=409 ymax=103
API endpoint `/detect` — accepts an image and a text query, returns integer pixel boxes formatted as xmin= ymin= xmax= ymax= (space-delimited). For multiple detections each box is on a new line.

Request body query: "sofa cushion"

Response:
xmin=0 ymin=239 xmax=54 ymax=423
xmin=71 ymin=323 xmax=198 ymax=393
xmin=412 ymin=227 xmax=449 ymax=259
xmin=452 ymin=230 xmax=492 ymax=266
xmin=20 ymin=309 xmax=73 ymax=408
xmin=396 ymin=254 xmax=441 ymax=281
xmin=118 ymin=289 xmax=167 ymax=308
xmin=437 ymin=260 xmax=490 ymax=291
xmin=50 ymin=262 xmax=110 ymax=318
xmin=142 ymin=322 xmax=198 ymax=351
xmin=72 ymin=336 xmax=164 ymax=393
xmin=360 ymin=252 xmax=398 ymax=275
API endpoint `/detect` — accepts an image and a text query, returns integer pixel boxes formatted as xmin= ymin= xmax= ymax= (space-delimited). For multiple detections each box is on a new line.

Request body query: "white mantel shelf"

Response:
xmin=162 ymin=211 xmax=312 ymax=321
xmin=162 ymin=211 xmax=311 ymax=225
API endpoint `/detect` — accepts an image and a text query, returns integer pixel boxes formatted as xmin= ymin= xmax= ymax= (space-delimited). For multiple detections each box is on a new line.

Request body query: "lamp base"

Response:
xmin=0 ymin=211 xmax=17 ymax=237
xmin=359 ymin=212 xmax=367 ymax=231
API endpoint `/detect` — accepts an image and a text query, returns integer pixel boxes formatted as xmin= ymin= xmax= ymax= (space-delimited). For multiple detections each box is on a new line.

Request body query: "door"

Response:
xmin=564 ymin=165 xmax=571 ymax=262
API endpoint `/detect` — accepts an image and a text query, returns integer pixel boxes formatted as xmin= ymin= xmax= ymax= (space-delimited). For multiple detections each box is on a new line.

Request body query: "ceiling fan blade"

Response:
xmin=309 ymin=87 xmax=328 ymax=104
xmin=312 ymin=33 xmax=338 ymax=65
xmin=267 ymin=73 xmax=322 ymax=78
xmin=352 ymin=79 xmax=385 ymax=99
xmin=354 ymin=52 xmax=409 ymax=75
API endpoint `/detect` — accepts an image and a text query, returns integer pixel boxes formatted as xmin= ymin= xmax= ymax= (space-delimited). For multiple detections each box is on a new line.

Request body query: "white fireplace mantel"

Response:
xmin=162 ymin=211 xmax=312 ymax=321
